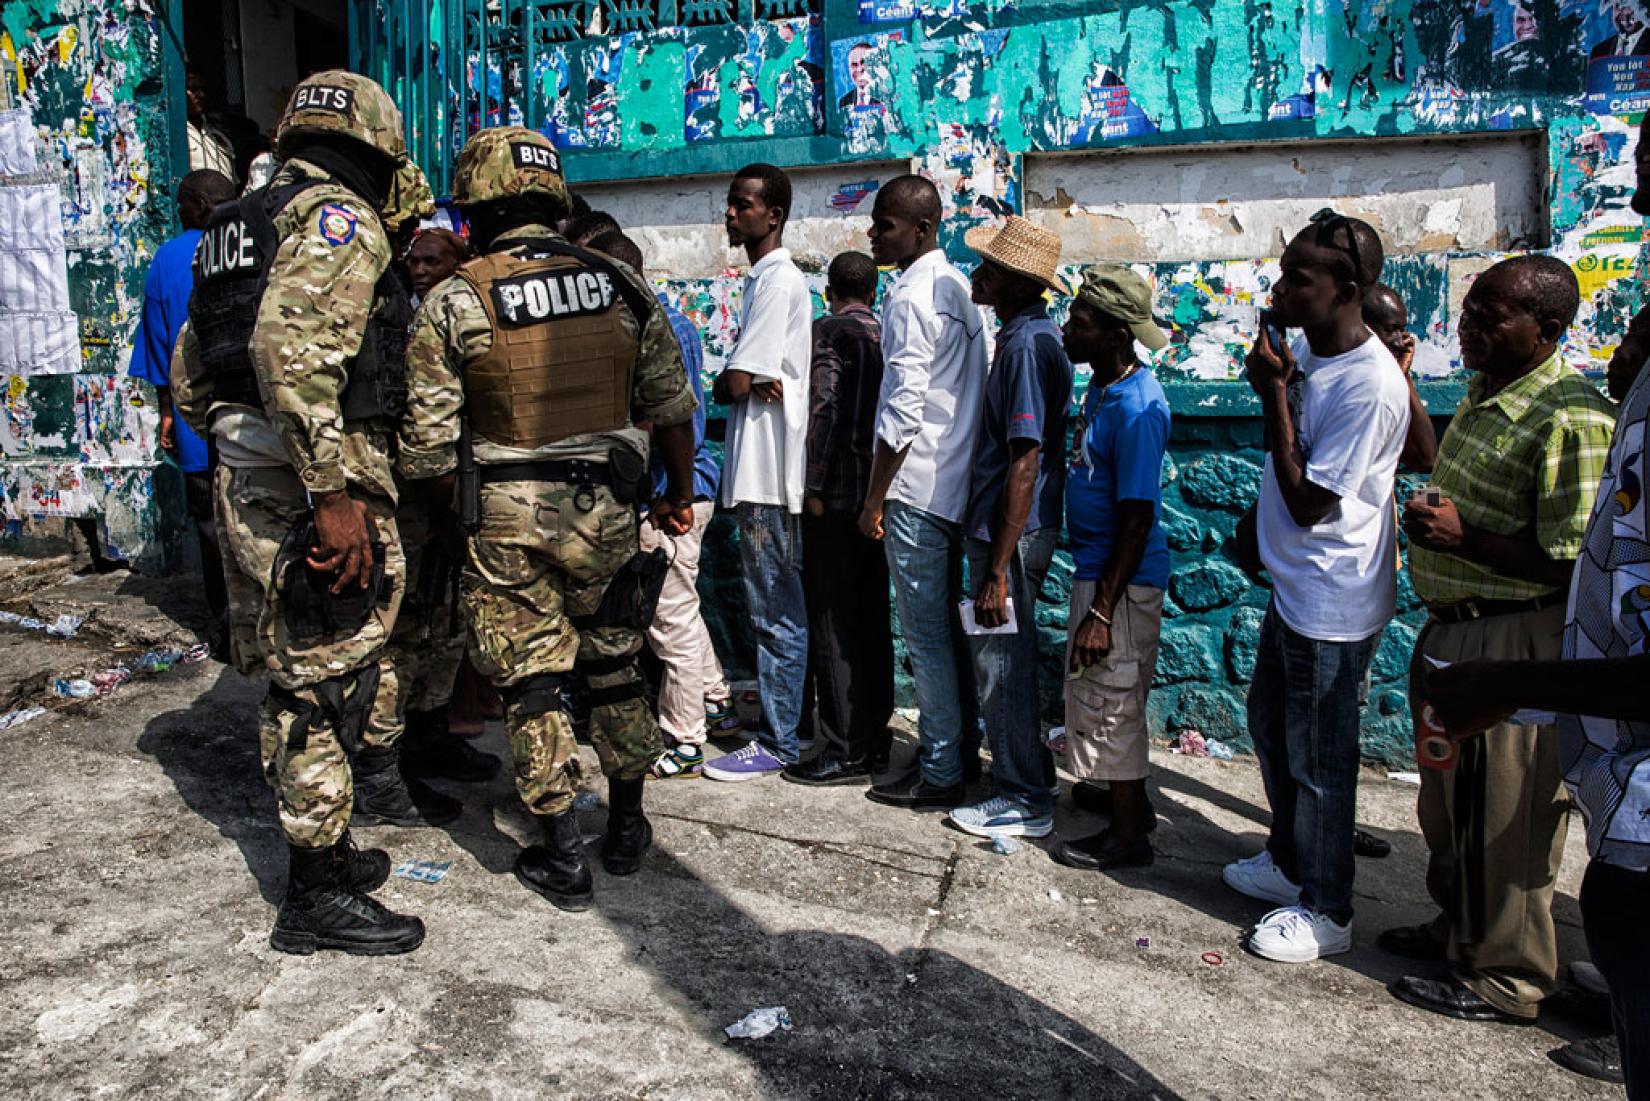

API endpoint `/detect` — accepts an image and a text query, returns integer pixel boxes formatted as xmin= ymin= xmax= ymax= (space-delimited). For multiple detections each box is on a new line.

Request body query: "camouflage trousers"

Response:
xmin=385 ymin=496 xmax=467 ymax=715
xmin=214 ymin=464 xmax=404 ymax=849
xmin=463 ymin=478 xmax=661 ymax=818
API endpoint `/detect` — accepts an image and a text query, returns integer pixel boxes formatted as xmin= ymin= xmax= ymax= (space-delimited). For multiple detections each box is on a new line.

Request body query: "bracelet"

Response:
xmin=1084 ymin=606 xmax=1111 ymax=626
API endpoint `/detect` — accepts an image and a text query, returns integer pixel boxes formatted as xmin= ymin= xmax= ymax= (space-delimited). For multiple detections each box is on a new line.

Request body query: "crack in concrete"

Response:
xmin=902 ymin=839 xmax=963 ymax=990
xmin=650 ymin=810 xmax=950 ymax=880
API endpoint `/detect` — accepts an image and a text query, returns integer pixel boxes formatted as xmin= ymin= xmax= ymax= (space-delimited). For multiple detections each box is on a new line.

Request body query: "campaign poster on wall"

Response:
xmin=1071 ymin=62 xmax=1159 ymax=142
xmin=688 ymin=17 xmax=824 ymax=141
xmin=1583 ymin=0 xmax=1650 ymax=112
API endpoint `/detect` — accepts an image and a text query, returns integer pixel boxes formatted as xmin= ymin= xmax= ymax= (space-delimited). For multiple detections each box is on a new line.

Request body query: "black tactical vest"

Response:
xmin=188 ymin=180 xmax=410 ymax=424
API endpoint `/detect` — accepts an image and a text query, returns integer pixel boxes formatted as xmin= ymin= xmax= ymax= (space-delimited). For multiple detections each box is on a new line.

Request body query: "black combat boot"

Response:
xmin=351 ymin=743 xmax=463 ymax=827
xmin=338 ymin=830 xmax=391 ymax=891
xmin=601 ymin=776 xmax=653 ymax=876
xmin=269 ymin=841 xmax=424 ymax=956
xmin=399 ymin=705 xmax=503 ymax=783
xmin=513 ymin=811 xmax=593 ymax=911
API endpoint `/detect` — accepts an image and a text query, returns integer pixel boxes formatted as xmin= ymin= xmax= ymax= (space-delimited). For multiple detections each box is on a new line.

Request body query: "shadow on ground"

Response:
xmin=589 ymin=837 xmax=1184 ymax=1098
xmin=137 ymin=665 xmax=286 ymax=903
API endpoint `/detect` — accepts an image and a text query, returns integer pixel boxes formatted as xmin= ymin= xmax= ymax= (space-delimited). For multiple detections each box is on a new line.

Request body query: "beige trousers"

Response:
xmin=638 ymin=500 xmax=730 ymax=745
xmin=1064 ymin=583 xmax=1164 ymax=783
xmin=1414 ymin=603 xmax=1570 ymax=1018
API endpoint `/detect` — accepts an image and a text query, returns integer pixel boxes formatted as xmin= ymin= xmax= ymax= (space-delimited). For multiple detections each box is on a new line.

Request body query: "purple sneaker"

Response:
xmin=703 ymin=741 xmax=785 ymax=782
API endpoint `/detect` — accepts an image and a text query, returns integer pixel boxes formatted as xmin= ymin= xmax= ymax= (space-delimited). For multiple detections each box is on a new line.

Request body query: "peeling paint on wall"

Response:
xmin=499 ymin=0 xmax=1649 ymax=388
xmin=2 ymin=0 xmax=173 ymax=565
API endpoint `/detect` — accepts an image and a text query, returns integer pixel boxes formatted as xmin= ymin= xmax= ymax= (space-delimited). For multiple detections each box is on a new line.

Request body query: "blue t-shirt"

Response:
xmin=651 ymin=298 xmax=721 ymax=502
xmin=1065 ymin=366 xmax=1172 ymax=587
xmin=127 ymin=230 xmax=209 ymax=473
xmin=965 ymin=303 xmax=1073 ymax=540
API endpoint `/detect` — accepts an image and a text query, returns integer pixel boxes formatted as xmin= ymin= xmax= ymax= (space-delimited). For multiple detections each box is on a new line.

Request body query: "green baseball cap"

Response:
xmin=1074 ymin=264 xmax=1168 ymax=351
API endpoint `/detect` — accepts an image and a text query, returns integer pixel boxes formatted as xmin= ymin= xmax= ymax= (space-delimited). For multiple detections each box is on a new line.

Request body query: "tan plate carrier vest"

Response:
xmin=456 ymin=248 xmax=638 ymax=449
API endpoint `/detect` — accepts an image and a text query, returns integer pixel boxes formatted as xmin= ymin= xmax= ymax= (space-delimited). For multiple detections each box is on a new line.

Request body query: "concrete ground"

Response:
xmin=0 ymin=555 xmax=1621 ymax=1101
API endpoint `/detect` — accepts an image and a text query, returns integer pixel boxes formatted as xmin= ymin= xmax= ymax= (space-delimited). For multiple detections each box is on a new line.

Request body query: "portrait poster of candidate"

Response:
xmin=834 ymin=37 xmax=887 ymax=112
xmin=1585 ymin=0 xmax=1650 ymax=112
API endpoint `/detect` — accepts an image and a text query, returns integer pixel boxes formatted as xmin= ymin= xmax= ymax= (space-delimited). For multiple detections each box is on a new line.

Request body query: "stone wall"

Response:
xmin=694 ymin=410 xmax=1445 ymax=767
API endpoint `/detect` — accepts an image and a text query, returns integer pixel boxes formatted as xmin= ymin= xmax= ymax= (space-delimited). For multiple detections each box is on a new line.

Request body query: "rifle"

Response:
xmin=457 ymin=417 xmax=479 ymax=533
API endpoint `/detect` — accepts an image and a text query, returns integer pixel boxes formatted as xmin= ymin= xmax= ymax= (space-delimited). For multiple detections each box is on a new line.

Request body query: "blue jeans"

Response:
xmin=884 ymin=501 xmax=979 ymax=787
xmin=735 ymin=503 xmax=807 ymax=764
xmin=965 ymin=526 xmax=1059 ymax=816
xmin=1247 ymin=602 xmax=1377 ymax=925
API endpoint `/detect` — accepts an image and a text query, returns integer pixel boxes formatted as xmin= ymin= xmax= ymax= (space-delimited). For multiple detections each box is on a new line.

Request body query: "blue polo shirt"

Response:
xmin=650 ymin=298 xmax=721 ymax=502
xmin=965 ymin=303 xmax=1073 ymax=540
xmin=1065 ymin=366 xmax=1172 ymax=586
xmin=127 ymin=230 xmax=209 ymax=473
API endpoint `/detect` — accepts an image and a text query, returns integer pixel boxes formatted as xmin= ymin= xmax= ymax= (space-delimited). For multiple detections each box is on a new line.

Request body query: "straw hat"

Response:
xmin=963 ymin=216 xmax=1067 ymax=294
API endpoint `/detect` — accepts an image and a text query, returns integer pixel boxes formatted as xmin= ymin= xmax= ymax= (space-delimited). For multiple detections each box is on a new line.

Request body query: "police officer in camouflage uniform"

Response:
xmin=172 ymin=71 xmax=434 ymax=956
xmin=400 ymin=126 xmax=698 ymax=912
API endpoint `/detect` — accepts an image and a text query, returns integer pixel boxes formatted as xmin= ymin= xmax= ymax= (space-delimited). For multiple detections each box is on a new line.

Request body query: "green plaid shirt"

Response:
xmin=1410 ymin=352 xmax=1616 ymax=605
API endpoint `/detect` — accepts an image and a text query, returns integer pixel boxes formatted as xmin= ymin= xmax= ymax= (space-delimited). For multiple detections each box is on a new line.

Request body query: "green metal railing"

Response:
xmin=350 ymin=0 xmax=823 ymax=194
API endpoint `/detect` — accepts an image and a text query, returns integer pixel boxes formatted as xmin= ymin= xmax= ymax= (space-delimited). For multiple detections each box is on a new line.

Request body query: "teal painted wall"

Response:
xmin=352 ymin=0 xmax=1643 ymax=765
xmin=2 ymin=0 xmax=1635 ymax=766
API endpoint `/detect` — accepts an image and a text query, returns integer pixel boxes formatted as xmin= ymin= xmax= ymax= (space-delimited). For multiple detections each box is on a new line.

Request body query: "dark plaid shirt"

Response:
xmin=806 ymin=304 xmax=885 ymax=512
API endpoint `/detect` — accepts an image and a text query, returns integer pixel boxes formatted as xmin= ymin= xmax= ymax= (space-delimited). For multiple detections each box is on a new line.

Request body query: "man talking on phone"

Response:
xmin=1222 ymin=211 xmax=1410 ymax=964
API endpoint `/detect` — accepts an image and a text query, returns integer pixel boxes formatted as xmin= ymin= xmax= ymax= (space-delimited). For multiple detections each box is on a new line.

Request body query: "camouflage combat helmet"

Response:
xmin=382 ymin=157 xmax=436 ymax=233
xmin=451 ymin=126 xmax=570 ymax=211
xmin=275 ymin=70 xmax=407 ymax=162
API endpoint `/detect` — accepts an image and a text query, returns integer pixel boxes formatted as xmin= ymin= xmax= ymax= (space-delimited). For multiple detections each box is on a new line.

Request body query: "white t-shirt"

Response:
xmin=875 ymin=249 xmax=988 ymax=523
xmin=1258 ymin=334 xmax=1410 ymax=642
xmin=719 ymin=248 xmax=812 ymax=513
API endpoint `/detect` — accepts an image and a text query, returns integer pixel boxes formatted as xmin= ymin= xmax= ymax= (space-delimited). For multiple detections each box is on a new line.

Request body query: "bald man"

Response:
xmin=862 ymin=174 xmax=989 ymax=810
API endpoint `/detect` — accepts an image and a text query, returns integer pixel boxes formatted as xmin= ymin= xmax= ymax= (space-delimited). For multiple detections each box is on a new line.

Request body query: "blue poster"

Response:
xmin=1072 ymin=67 xmax=1158 ymax=142
xmin=1585 ymin=54 xmax=1650 ymax=114
xmin=859 ymin=0 xmax=916 ymax=22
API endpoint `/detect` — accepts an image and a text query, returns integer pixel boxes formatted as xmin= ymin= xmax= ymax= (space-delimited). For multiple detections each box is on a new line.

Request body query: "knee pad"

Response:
xmin=576 ymin=653 xmax=646 ymax=708
xmin=501 ymin=672 xmax=569 ymax=718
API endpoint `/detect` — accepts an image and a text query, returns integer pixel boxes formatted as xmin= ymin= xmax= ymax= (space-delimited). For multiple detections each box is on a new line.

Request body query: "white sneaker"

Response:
xmin=1247 ymin=905 xmax=1352 ymax=963
xmin=1222 ymin=850 xmax=1303 ymax=906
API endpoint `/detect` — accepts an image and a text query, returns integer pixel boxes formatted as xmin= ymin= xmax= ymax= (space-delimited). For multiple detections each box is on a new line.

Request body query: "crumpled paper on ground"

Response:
xmin=724 ymin=1006 xmax=792 ymax=1041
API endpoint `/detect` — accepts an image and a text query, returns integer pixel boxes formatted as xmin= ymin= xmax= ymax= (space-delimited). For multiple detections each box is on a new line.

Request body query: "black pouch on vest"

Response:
xmin=276 ymin=519 xmax=390 ymax=642
xmin=578 ymin=547 xmax=669 ymax=630
xmin=606 ymin=445 xmax=649 ymax=506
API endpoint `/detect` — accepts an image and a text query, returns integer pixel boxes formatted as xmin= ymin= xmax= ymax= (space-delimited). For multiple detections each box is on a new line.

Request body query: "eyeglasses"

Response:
xmin=1309 ymin=207 xmax=1364 ymax=284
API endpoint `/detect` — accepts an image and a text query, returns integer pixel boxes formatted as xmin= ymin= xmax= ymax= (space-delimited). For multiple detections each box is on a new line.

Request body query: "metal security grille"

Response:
xmin=350 ymin=0 xmax=823 ymax=194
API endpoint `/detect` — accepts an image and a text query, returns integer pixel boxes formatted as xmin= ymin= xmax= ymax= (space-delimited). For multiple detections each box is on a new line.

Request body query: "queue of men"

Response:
xmin=150 ymin=71 xmax=1645 ymax=1095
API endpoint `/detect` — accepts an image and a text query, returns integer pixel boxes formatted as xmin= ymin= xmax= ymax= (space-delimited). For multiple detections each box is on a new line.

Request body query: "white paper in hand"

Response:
xmin=960 ymin=597 xmax=1017 ymax=636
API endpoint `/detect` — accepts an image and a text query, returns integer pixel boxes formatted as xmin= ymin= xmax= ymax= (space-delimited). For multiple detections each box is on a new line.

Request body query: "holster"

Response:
xmin=268 ymin=663 xmax=380 ymax=755
xmin=606 ymin=445 xmax=649 ymax=506
xmin=573 ymin=547 xmax=669 ymax=631
xmin=274 ymin=516 xmax=391 ymax=643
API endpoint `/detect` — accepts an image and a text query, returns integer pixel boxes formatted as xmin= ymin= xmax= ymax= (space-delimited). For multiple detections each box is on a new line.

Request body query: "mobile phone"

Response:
xmin=1409 ymin=487 xmax=1442 ymax=508
xmin=1258 ymin=308 xmax=1285 ymax=355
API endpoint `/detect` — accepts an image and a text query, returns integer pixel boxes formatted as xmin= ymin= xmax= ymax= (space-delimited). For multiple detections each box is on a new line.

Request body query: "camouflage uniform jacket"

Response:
xmin=172 ymin=156 xmax=400 ymax=503
xmin=398 ymin=224 xmax=698 ymax=480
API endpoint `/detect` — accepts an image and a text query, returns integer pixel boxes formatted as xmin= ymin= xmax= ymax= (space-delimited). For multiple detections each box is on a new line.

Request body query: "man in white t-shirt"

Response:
xmin=704 ymin=163 xmax=814 ymax=782
xmin=1223 ymin=211 xmax=1410 ymax=963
